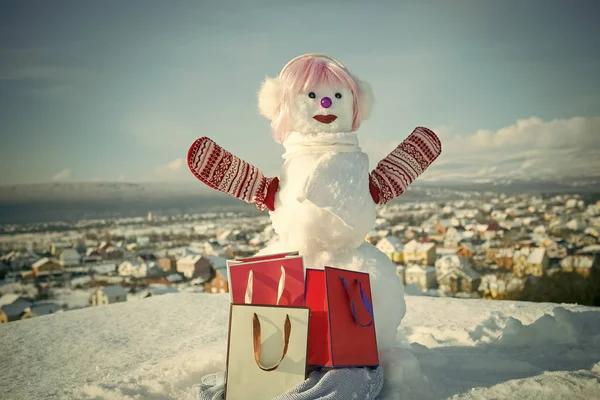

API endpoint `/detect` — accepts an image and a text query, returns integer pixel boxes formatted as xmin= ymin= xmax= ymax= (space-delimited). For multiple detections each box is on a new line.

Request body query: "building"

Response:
xmin=456 ymin=244 xmax=475 ymax=258
xmin=376 ymin=236 xmax=404 ymax=263
xmin=403 ymin=240 xmax=436 ymax=265
xmin=404 ymin=265 xmax=437 ymax=291
xmin=31 ymin=258 xmax=64 ymax=279
xmin=204 ymin=265 xmax=229 ymax=294
xmin=58 ymin=248 xmax=81 ymax=267
xmin=90 ymin=285 xmax=127 ymax=306
xmin=158 ymin=256 xmax=177 ymax=272
xmin=118 ymin=260 xmax=147 ymax=278
xmin=561 ymin=256 xmax=595 ymax=278
xmin=435 ymin=254 xmax=481 ymax=294
xmin=176 ymin=255 xmax=211 ymax=280
xmin=496 ymin=248 xmax=514 ymax=269
xmin=526 ymin=248 xmax=549 ymax=277
xmin=20 ymin=303 xmax=62 ymax=320
xmin=0 ymin=297 xmax=34 ymax=322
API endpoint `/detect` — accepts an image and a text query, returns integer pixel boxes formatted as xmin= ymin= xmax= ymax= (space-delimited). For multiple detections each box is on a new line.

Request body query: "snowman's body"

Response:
xmin=269 ymin=131 xmax=376 ymax=254
xmin=258 ymin=131 xmax=406 ymax=350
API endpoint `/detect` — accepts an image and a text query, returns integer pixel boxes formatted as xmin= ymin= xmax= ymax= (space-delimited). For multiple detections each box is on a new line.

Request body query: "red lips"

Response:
xmin=313 ymin=114 xmax=337 ymax=124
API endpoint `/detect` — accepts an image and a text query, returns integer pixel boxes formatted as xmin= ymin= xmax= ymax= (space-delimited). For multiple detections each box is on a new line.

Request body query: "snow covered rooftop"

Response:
xmin=527 ymin=248 xmax=547 ymax=264
xmin=404 ymin=239 xmax=435 ymax=252
xmin=99 ymin=285 xmax=127 ymax=297
xmin=3 ymin=294 xmax=600 ymax=399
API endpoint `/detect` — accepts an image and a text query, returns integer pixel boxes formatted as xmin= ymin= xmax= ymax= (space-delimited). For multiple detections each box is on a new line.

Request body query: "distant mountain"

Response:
xmin=0 ymin=182 xmax=213 ymax=202
xmin=0 ymin=182 xmax=255 ymax=225
xmin=417 ymin=176 xmax=600 ymax=195
xmin=0 ymin=178 xmax=598 ymax=225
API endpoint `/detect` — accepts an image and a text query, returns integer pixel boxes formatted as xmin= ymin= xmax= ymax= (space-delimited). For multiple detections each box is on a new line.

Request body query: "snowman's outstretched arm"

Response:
xmin=187 ymin=137 xmax=279 ymax=211
xmin=369 ymin=127 xmax=442 ymax=205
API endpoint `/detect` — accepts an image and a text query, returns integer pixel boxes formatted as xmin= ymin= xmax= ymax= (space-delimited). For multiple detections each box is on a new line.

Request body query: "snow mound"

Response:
xmin=2 ymin=293 xmax=600 ymax=400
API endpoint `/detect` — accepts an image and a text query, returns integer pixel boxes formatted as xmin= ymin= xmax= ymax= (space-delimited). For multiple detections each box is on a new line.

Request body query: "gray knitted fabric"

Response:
xmin=194 ymin=367 xmax=383 ymax=400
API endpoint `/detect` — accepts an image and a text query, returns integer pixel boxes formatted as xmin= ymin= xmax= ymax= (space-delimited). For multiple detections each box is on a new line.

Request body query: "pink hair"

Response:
xmin=271 ymin=56 xmax=365 ymax=143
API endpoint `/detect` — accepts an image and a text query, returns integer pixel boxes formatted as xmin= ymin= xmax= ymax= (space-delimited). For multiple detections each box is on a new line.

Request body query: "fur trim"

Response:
xmin=358 ymin=80 xmax=374 ymax=120
xmin=257 ymin=77 xmax=282 ymax=120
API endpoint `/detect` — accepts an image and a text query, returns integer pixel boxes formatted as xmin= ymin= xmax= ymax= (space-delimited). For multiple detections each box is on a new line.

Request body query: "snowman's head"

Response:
xmin=258 ymin=54 xmax=374 ymax=144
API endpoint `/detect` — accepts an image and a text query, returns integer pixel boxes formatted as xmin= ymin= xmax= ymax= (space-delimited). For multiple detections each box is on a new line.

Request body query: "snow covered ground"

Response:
xmin=2 ymin=293 xmax=599 ymax=400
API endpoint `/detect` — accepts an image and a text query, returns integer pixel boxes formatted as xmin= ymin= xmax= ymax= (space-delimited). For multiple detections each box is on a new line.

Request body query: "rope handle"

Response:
xmin=244 ymin=266 xmax=286 ymax=305
xmin=339 ymin=276 xmax=374 ymax=327
xmin=252 ymin=313 xmax=291 ymax=371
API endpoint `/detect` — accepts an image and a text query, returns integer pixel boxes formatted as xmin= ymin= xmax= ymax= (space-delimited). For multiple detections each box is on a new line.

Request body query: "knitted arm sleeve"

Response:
xmin=187 ymin=137 xmax=279 ymax=211
xmin=369 ymin=127 xmax=442 ymax=205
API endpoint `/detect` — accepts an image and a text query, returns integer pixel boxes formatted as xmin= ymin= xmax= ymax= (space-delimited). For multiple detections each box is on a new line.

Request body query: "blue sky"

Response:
xmin=1 ymin=0 xmax=599 ymax=185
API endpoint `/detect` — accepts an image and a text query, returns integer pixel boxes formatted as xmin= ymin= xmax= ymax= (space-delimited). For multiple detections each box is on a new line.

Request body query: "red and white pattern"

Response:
xmin=369 ymin=127 xmax=442 ymax=205
xmin=187 ymin=137 xmax=279 ymax=211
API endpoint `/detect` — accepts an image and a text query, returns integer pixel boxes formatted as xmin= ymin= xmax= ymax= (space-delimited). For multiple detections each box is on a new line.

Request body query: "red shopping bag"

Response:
xmin=227 ymin=255 xmax=305 ymax=306
xmin=305 ymin=266 xmax=378 ymax=367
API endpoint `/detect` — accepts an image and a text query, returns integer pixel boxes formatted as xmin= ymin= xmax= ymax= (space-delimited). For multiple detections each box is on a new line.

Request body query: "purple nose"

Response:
xmin=320 ymin=97 xmax=332 ymax=108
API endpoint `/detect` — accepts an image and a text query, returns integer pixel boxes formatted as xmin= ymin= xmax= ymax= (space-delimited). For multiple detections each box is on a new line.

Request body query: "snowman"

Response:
xmin=187 ymin=53 xmax=441 ymax=354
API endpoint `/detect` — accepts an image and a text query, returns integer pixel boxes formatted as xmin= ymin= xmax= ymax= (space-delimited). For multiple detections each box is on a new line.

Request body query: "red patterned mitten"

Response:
xmin=187 ymin=137 xmax=279 ymax=211
xmin=369 ymin=127 xmax=442 ymax=205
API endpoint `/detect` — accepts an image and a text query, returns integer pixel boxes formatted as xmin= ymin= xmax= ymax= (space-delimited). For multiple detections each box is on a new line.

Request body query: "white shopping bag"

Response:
xmin=225 ymin=304 xmax=310 ymax=400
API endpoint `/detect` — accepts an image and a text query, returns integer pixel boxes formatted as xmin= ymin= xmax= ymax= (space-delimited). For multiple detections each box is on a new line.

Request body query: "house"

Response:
xmin=434 ymin=220 xmax=452 ymax=234
xmin=545 ymin=241 xmax=568 ymax=259
xmin=58 ymin=248 xmax=81 ymax=267
xmin=50 ymin=242 xmax=71 ymax=256
xmin=176 ymin=255 xmax=211 ymax=280
xmin=512 ymin=248 xmax=531 ymax=278
xmin=1 ymin=297 xmax=34 ymax=322
xmin=0 ymin=293 xmax=20 ymax=307
xmin=158 ymin=256 xmax=177 ymax=272
xmin=456 ymin=244 xmax=475 ymax=258
xmin=561 ymin=256 xmax=595 ymax=278
xmin=118 ymin=261 xmax=147 ymax=278
xmin=404 ymin=265 xmax=437 ymax=291
xmin=90 ymin=285 xmax=127 ymax=306
xmin=146 ymin=262 xmax=166 ymax=278
xmin=90 ymin=263 xmax=117 ymax=275
xmin=396 ymin=265 xmax=406 ymax=283
xmin=479 ymin=274 xmax=507 ymax=300
xmin=31 ymin=258 xmax=64 ymax=278
xmin=403 ymin=240 xmax=436 ymax=265
xmin=103 ymin=246 xmax=125 ymax=259
xmin=526 ymin=248 xmax=549 ymax=277
xmin=435 ymin=255 xmax=481 ymax=294
xmin=376 ymin=236 xmax=404 ymax=263
xmin=566 ymin=219 xmax=586 ymax=231
xmin=485 ymin=247 xmax=500 ymax=263
xmin=204 ymin=265 xmax=229 ymax=294
xmin=496 ymin=248 xmax=514 ymax=269
xmin=20 ymin=303 xmax=62 ymax=320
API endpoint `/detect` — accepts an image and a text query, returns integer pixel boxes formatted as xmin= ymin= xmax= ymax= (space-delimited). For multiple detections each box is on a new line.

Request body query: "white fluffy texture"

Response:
xmin=255 ymin=241 xmax=405 ymax=351
xmin=257 ymin=77 xmax=282 ymax=120
xmin=269 ymin=132 xmax=376 ymax=253
xmin=3 ymin=293 xmax=600 ymax=400
xmin=288 ymin=84 xmax=354 ymax=134
xmin=358 ymin=80 xmax=374 ymax=120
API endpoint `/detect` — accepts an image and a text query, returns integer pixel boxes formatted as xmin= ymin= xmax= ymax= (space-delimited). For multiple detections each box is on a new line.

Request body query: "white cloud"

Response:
xmin=52 ymin=168 xmax=72 ymax=182
xmin=117 ymin=174 xmax=126 ymax=182
xmin=154 ymin=158 xmax=189 ymax=181
xmin=363 ymin=116 xmax=600 ymax=182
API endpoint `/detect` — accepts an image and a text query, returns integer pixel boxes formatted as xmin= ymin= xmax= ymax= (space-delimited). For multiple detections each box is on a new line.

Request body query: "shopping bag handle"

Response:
xmin=245 ymin=266 xmax=286 ymax=305
xmin=252 ymin=313 xmax=291 ymax=371
xmin=339 ymin=276 xmax=374 ymax=327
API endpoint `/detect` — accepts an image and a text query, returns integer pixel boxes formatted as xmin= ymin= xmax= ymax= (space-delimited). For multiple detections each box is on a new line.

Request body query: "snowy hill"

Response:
xmin=2 ymin=293 xmax=600 ymax=400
